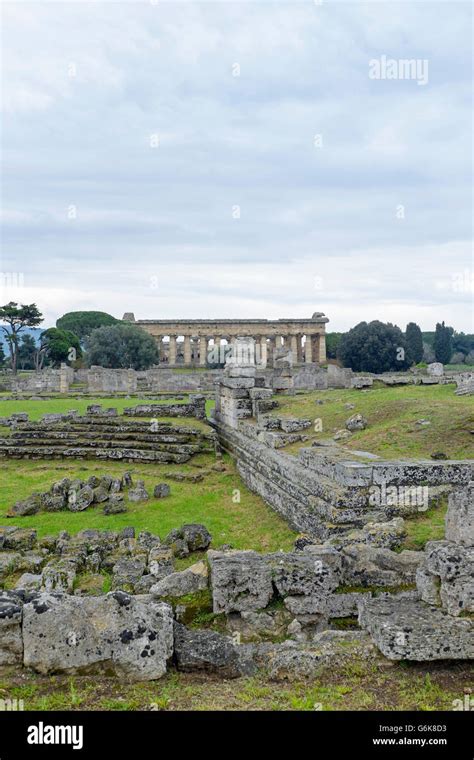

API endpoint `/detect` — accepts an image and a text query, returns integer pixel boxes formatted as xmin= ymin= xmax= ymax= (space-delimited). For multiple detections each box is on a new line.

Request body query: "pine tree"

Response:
xmin=405 ymin=322 xmax=424 ymax=364
xmin=433 ymin=322 xmax=453 ymax=364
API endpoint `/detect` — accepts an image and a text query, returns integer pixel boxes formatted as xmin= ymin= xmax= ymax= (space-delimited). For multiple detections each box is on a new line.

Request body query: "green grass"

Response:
xmin=0 ymin=659 xmax=471 ymax=711
xmin=403 ymin=503 xmax=448 ymax=550
xmin=0 ymin=396 xmax=197 ymax=421
xmin=445 ymin=364 xmax=473 ymax=371
xmin=0 ymin=454 xmax=296 ymax=552
xmin=271 ymin=384 xmax=473 ymax=460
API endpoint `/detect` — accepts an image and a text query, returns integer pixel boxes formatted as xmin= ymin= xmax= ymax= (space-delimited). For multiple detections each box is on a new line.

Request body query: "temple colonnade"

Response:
xmin=122 ymin=314 xmax=328 ymax=367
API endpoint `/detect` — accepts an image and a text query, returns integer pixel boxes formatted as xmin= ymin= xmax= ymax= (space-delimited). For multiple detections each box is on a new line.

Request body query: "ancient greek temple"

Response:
xmin=123 ymin=312 xmax=328 ymax=367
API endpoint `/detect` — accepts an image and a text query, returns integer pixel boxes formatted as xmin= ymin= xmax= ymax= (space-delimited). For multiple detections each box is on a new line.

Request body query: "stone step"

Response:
xmin=0 ymin=445 xmax=192 ymax=463
xmin=358 ymin=596 xmax=474 ymax=661
xmin=0 ymin=437 xmax=204 ymax=453
xmin=15 ymin=421 xmax=210 ymax=437
xmin=10 ymin=430 xmax=198 ymax=444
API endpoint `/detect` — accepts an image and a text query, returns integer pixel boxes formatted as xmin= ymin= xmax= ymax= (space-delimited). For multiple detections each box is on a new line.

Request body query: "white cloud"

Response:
xmin=1 ymin=1 xmax=472 ymax=332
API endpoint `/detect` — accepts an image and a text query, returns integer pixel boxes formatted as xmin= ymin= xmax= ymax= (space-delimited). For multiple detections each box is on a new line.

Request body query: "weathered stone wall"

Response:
xmin=85 ymin=367 xmax=137 ymax=393
xmin=1 ymin=484 xmax=472 ymax=679
xmin=214 ymin=418 xmax=473 ymax=538
xmin=123 ymin=395 xmax=206 ymax=420
xmin=359 ymin=483 xmax=474 ymax=660
xmin=212 ymin=340 xmax=473 ymax=539
xmin=10 ymin=365 xmax=74 ymax=394
xmin=4 ymin=363 xmax=469 ymax=397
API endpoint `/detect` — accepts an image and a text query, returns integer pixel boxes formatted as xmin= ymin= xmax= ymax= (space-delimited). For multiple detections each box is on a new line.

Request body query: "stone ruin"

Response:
xmin=455 ymin=372 xmax=474 ymax=396
xmin=7 ymin=472 xmax=173 ymax=518
xmin=359 ymin=484 xmax=473 ymax=660
xmin=0 ymin=337 xmax=471 ymax=682
xmin=0 ymin=480 xmax=471 ymax=681
xmin=212 ymin=339 xmax=473 ymax=540
xmin=0 ymin=404 xmax=216 ymax=464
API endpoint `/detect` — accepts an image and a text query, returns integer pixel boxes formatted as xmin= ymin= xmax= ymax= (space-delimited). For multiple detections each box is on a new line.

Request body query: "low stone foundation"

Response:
xmin=211 ymin=341 xmax=473 ymax=539
xmin=0 ymin=409 xmax=216 ymax=464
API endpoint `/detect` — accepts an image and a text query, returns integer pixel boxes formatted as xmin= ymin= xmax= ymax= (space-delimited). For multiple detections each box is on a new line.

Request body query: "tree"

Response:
xmin=0 ymin=302 xmax=44 ymax=373
xmin=337 ymin=320 xmax=412 ymax=373
xmin=405 ymin=322 xmax=424 ymax=364
xmin=325 ymin=332 xmax=344 ymax=360
xmin=17 ymin=334 xmax=38 ymax=370
xmin=433 ymin=322 xmax=453 ymax=364
xmin=452 ymin=332 xmax=474 ymax=359
xmin=39 ymin=328 xmax=82 ymax=368
xmin=0 ymin=342 xmax=5 ymax=368
xmin=56 ymin=311 xmax=119 ymax=342
xmin=85 ymin=324 xmax=159 ymax=370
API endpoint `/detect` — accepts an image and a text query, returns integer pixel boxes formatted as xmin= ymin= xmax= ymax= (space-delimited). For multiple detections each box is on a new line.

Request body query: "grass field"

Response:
xmin=271 ymin=384 xmax=473 ymax=460
xmin=1 ymin=660 xmax=471 ymax=711
xmin=0 ymin=454 xmax=296 ymax=552
xmin=0 ymin=395 xmax=204 ymax=420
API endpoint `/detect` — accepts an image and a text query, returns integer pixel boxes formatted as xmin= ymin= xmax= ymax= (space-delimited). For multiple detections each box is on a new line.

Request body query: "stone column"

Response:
xmin=259 ymin=336 xmax=268 ymax=367
xmin=183 ymin=336 xmax=192 ymax=365
xmin=191 ymin=337 xmax=199 ymax=363
xmin=290 ymin=335 xmax=298 ymax=364
xmin=268 ymin=336 xmax=276 ymax=365
xmin=169 ymin=336 xmax=177 ymax=365
xmin=127 ymin=368 xmax=136 ymax=392
xmin=297 ymin=335 xmax=304 ymax=363
xmin=304 ymin=335 xmax=313 ymax=363
xmin=217 ymin=337 xmax=225 ymax=364
xmin=156 ymin=336 xmax=163 ymax=364
xmin=199 ymin=336 xmax=207 ymax=366
xmin=59 ymin=364 xmax=69 ymax=394
xmin=318 ymin=333 xmax=326 ymax=363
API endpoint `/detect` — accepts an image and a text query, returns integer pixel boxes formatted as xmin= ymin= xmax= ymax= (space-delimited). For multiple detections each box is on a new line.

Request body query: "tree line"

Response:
xmin=0 ymin=302 xmax=472 ymax=374
xmin=0 ymin=305 xmax=158 ymax=373
xmin=327 ymin=321 xmax=473 ymax=373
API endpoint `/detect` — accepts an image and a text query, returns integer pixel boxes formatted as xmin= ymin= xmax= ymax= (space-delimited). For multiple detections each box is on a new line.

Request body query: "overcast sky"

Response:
xmin=1 ymin=0 xmax=472 ymax=332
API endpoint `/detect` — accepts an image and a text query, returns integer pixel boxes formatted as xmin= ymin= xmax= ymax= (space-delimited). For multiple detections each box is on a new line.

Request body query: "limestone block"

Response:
xmin=359 ymin=597 xmax=473 ymax=660
xmin=22 ymin=592 xmax=174 ymax=680
xmin=208 ymin=550 xmax=273 ymax=613
xmin=427 ymin=362 xmax=444 ymax=376
xmin=226 ymin=366 xmax=256 ymax=379
xmin=342 ymin=544 xmax=422 ymax=587
xmin=246 ymin=632 xmax=375 ymax=680
xmin=280 ymin=418 xmax=312 ymax=433
xmin=0 ymin=592 xmax=23 ymax=666
xmin=0 ymin=551 xmax=21 ymax=580
xmin=14 ymin=573 xmax=42 ymax=591
xmin=150 ymin=561 xmax=208 ymax=598
xmin=345 ymin=413 xmax=368 ymax=431
xmin=267 ymin=547 xmax=341 ymax=597
xmin=446 ymin=484 xmax=474 ymax=546
xmin=221 ymin=377 xmax=255 ymax=389
xmin=112 ymin=557 xmax=147 ymax=591
xmin=174 ymin=622 xmax=244 ymax=678
xmin=41 ymin=558 xmax=77 ymax=593
xmin=420 ymin=541 xmax=474 ymax=616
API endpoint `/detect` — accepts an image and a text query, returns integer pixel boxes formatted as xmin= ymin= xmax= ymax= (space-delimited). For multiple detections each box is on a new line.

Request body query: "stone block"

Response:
xmin=0 ymin=592 xmax=23 ymax=666
xmin=446 ymin=484 xmax=474 ymax=546
xmin=22 ymin=592 xmax=174 ymax=680
xmin=174 ymin=622 xmax=244 ymax=678
xmin=221 ymin=377 xmax=255 ymax=389
xmin=150 ymin=561 xmax=208 ymax=598
xmin=359 ymin=596 xmax=473 ymax=660
xmin=208 ymin=550 xmax=273 ymax=613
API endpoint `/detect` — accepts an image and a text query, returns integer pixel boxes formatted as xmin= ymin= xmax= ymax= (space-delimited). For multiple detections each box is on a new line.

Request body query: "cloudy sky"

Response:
xmin=1 ymin=0 xmax=472 ymax=332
